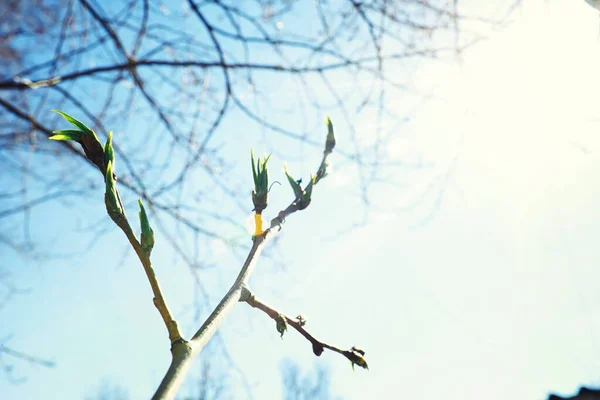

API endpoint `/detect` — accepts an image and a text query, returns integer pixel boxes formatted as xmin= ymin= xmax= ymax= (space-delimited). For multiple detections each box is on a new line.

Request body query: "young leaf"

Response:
xmin=275 ymin=314 xmax=287 ymax=339
xmin=251 ymin=149 xmax=258 ymax=187
xmin=250 ymin=151 xmax=270 ymax=213
xmin=104 ymin=160 xmax=121 ymax=214
xmin=326 ymin=117 xmax=334 ymax=141
xmin=284 ymin=164 xmax=303 ymax=199
xmin=261 ymin=153 xmax=271 ymax=192
xmin=52 ymin=110 xmax=105 ymax=172
xmin=49 ymin=130 xmax=83 ymax=141
xmin=263 ymin=153 xmax=272 ymax=166
xmin=303 ymin=174 xmax=316 ymax=200
xmin=104 ymin=131 xmax=114 ymax=170
xmin=347 ymin=347 xmax=369 ymax=371
xmin=52 ymin=110 xmax=94 ymax=135
xmin=259 ymin=159 xmax=267 ymax=192
xmin=325 ymin=117 xmax=336 ymax=152
xmin=138 ymin=199 xmax=155 ymax=255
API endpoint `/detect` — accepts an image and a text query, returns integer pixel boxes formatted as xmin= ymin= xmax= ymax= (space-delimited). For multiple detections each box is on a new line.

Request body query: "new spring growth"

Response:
xmin=315 ymin=117 xmax=335 ymax=184
xmin=275 ymin=314 xmax=287 ymax=339
xmin=251 ymin=149 xmax=271 ymax=215
xmin=325 ymin=116 xmax=336 ymax=154
xmin=298 ymin=174 xmax=316 ymax=210
xmin=104 ymin=160 xmax=122 ymax=219
xmin=347 ymin=346 xmax=369 ymax=371
xmin=104 ymin=131 xmax=115 ymax=170
xmin=138 ymin=199 xmax=155 ymax=256
xmin=283 ymin=164 xmax=316 ymax=211
xmin=295 ymin=315 xmax=307 ymax=327
xmin=283 ymin=164 xmax=303 ymax=199
xmin=251 ymin=150 xmax=271 ymax=237
xmin=102 ymin=130 xmax=122 ymax=218
xmin=50 ymin=110 xmax=105 ymax=173
xmin=49 ymin=129 xmax=84 ymax=142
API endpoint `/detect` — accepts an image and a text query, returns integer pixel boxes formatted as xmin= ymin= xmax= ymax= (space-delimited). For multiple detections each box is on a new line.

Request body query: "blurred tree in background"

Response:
xmin=280 ymin=359 xmax=341 ymax=400
xmin=84 ymin=360 xmax=340 ymax=400
xmin=0 ymin=0 xmax=514 ymax=259
xmin=0 ymin=0 xmax=517 ymax=394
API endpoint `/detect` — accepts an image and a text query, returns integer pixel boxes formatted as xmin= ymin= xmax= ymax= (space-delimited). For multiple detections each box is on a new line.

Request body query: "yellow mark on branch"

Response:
xmin=253 ymin=213 xmax=264 ymax=236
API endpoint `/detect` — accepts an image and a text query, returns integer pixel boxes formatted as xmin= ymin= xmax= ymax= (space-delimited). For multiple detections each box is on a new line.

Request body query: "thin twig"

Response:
xmin=241 ymin=289 xmax=364 ymax=366
xmin=109 ymin=210 xmax=184 ymax=343
xmin=0 ymin=344 xmax=55 ymax=368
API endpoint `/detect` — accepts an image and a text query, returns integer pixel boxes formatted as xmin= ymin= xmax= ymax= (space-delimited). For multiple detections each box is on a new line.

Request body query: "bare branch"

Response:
xmin=243 ymin=289 xmax=368 ymax=369
xmin=0 ymin=345 xmax=55 ymax=369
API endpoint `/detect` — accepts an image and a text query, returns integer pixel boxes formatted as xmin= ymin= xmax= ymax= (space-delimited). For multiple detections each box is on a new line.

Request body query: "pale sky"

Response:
xmin=2 ymin=1 xmax=600 ymax=400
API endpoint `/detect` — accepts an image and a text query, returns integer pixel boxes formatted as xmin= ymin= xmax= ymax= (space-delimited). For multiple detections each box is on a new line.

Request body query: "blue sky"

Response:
xmin=2 ymin=1 xmax=600 ymax=399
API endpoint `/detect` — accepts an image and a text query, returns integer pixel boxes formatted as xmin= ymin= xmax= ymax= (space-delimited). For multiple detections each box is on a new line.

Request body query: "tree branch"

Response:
xmin=151 ymin=120 xmax=339 ymax=400
xmin=241 ymin=288 xmax=368 ymax=370
xmin=111 ymin=211 xmax=184 ymax=344
xmin=0 ymin=344 xmax=55 ymax=369
xmin=0 ymin=53 xmax=427 ymax=90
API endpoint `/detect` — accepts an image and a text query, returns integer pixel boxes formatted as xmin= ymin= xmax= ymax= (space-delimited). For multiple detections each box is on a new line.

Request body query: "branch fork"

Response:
xmin=49 ymin=112 xmax=366 ymax=400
